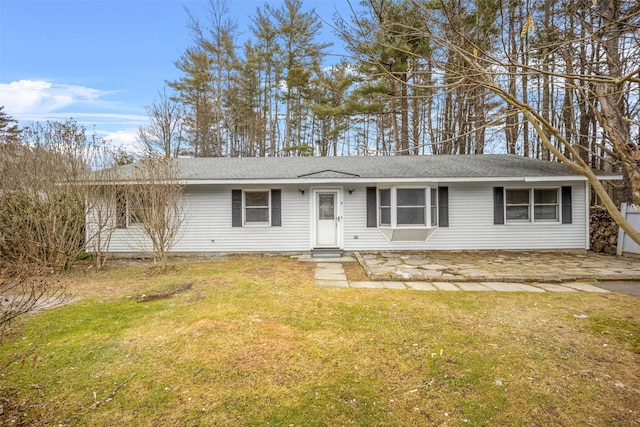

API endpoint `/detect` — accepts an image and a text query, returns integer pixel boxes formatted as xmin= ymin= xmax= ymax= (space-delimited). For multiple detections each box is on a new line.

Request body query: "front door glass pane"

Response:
xmin=319 ymin=194 xmax=334 ymax=220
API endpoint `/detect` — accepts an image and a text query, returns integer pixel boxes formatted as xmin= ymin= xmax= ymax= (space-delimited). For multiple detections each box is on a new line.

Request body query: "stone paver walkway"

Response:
xmin=314 ymin=263 xmax=349 ymax=288
xmin=314 ymin=262 xmax=613 ymax=292
xmin=311 ymin=251 xmax=640 ymax=293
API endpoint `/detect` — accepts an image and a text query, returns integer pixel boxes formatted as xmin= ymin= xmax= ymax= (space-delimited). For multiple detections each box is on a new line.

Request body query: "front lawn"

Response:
xmin=1 ymin=256 xmax=638 ymax=426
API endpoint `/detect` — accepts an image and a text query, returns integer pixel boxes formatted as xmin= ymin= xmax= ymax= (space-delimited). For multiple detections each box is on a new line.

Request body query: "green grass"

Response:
xmin=1 ymin=256 xmax=639 ymax=426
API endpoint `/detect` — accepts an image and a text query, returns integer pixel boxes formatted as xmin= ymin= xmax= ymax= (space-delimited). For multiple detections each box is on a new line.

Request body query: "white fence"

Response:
xmin=618 ymin=203 xmax=640 ymax=256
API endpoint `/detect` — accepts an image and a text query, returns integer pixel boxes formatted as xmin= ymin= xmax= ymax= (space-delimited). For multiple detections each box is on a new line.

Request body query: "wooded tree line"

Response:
xmin=143 ymin=0 xmax=638 ymax=180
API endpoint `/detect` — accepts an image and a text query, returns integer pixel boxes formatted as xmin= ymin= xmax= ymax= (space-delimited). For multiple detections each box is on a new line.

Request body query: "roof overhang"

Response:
xmin=524 ymin=174 xmax=623 ymax=182
xmin=85 ymin=174 xmax=624 ymax=186
xmin=177 ymin=175 xmax=593 ymax=185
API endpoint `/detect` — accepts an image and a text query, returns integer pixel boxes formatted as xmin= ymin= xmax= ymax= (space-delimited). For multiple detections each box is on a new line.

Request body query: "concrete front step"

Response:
xmin=311 ymin=248 xmax=344 ymax=258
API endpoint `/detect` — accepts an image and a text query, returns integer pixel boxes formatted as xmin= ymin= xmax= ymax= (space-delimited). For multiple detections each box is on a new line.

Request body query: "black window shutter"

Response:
xmin=561 ymin=186 xmax=572 ymax=224
xmin=494 ymin=187 xmax=504 ymax=225
xmin=438 ymin=187 xmax=449 ymax=227
xmin=271 ymin=189 xmax=281 ymax=226
xmin=232 ymin=189 xmax=242 ymax=227
xmin=366 ymin=187 xmax=377 ymax=227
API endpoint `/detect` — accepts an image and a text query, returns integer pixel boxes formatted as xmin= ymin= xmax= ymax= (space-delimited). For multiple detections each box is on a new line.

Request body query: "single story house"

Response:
xmin=88 ymin=154 xmax=621 ymax=255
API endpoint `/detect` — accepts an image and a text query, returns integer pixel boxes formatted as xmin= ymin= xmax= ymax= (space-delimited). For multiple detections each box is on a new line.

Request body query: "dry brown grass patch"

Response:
xmin=1 ymin=256 xmax=638 ymax=426
xmin=343 ymin=260 xmax=368 ymax=281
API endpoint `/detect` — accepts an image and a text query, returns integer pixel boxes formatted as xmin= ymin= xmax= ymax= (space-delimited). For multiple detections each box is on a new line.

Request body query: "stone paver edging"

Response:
xmin=313 ymin=262 xmax=611 ymax=293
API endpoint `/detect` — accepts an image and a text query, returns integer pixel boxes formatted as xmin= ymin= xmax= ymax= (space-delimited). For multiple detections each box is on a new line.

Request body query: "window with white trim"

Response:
xmin=115 ymin=190 xmax=147 ymax=228
xmin=378 ymin=187 xmax=433 ymax=227
xmin=505 ymin=188 xmax=559 ymax=223
xmin=244 ymin=190 xmax=270 ymax=224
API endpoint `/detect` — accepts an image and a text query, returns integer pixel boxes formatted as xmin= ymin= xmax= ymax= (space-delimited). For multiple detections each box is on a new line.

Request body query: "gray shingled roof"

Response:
xmin=112 ymin=154 xmax=584 ymax=182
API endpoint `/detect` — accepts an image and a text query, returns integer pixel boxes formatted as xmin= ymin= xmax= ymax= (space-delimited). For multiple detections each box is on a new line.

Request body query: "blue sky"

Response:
xmin=0 ymin=0 xmax=354 ymax=149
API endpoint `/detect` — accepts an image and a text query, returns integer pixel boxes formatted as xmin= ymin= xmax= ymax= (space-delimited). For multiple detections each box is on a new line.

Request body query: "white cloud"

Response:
xmin=0 ymin=79 xmax=105 ymax=116
xmin=96 ymin=130 xmax=145 ymax=158
xmin=0 ymin=80 xmax=150 ymax=156
xmin=102 ymin=130 xmax=140 ymax=149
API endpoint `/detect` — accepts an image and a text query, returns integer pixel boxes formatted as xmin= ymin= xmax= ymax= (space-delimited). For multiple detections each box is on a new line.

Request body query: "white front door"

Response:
xmin=315 ymin=190 xmax=340 ymax=247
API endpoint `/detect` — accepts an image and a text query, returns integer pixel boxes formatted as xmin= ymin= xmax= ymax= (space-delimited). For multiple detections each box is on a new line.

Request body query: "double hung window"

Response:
xmin=232 ymin=189 xmax=281 ymax=227
xmin=505 ymin=188 xmax=559 ymax=223
xmin=244 ymin=191 xmax=270 ymax=225
xmin=115 ymin=190 xmax=147 ymax=228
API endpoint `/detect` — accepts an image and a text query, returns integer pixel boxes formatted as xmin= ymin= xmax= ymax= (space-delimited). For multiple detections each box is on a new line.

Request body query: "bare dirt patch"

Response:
xmin=244 ymin=268 xmax=276 ymax=275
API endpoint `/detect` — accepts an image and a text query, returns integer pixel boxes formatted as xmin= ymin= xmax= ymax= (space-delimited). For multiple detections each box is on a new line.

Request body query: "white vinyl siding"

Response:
xmin=342 ymin=182 xmax=587 ymax=251
xmin=95 ymin=181 xmax=587 ymax=254
xmin=103 ymin=185 xmax=309 ymax=253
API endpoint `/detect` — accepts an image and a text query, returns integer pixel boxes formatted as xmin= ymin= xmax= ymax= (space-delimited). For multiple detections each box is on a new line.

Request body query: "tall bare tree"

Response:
xmin=138 ymin=88 xmax=185 ymax=158
xmin=84 ymin=146 xmax=123 ymax=269
xmin=125 ymin=157 xmax=186 ymax=269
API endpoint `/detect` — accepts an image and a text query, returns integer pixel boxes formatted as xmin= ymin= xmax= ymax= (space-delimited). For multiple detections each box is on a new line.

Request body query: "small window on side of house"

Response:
xmin=244 ymin=191 xmax=270 ymax=224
